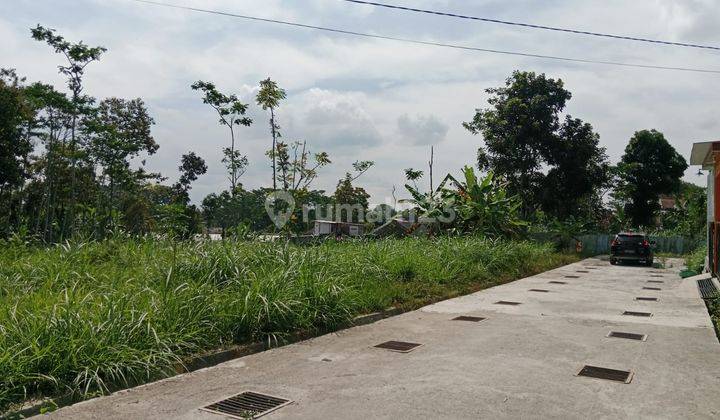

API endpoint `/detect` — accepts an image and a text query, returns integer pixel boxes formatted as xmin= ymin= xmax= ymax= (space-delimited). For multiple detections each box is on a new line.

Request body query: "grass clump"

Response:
xmin=679 ymin=246 xmax=706 ymax=278
xmin=0 ymin=236 xmax=576 ymax=412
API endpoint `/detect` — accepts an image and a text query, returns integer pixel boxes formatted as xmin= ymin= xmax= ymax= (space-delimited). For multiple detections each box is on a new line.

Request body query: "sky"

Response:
xmin=2 ymin=0 xmax=718 ymax=205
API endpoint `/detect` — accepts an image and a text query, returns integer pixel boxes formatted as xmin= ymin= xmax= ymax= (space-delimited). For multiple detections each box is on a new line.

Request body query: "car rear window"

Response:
xmin=618 ymin=235 xmax=644 ymax=243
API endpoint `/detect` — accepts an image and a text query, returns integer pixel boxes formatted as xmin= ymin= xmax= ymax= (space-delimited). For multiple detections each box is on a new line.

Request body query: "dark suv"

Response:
xmin=610 ymin=232 xmax=654 ymax=266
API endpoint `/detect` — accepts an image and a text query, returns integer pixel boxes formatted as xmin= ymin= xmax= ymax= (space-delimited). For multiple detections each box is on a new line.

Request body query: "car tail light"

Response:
xmin=611 ymin=239 xmax=619 ymax=246
xmin=642 ymin=240 xmax=650 ymax=247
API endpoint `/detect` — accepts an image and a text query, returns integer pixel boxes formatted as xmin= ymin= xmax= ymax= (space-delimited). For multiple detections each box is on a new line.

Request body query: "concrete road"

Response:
xmin=46 ymin=258 xmax=720 ymax=419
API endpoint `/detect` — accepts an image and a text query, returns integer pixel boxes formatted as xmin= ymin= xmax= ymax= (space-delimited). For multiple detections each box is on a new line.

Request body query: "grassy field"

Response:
xmin=0 ymin=236 xmax=577 ymax=412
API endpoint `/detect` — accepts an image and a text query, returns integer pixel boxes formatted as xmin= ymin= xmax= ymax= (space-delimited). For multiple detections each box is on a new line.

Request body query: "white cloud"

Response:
xmin=397 ymin=114 xmax=449 ymax=145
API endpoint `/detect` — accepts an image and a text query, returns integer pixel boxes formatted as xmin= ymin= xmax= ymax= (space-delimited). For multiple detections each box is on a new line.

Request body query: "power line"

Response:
xmin=343 ymin=0 xmax=720 ymax=52
xmin=128 ymin=0 xmax=720 ymax=74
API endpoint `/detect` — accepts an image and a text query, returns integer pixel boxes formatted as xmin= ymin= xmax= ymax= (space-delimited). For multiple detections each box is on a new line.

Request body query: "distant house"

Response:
xmin=659 ymin=195 xmax=677 ymax=210
xmin=313 ymin=220 xmax=365 ymax=237
xmin=689 ymin=141 xmax=717 ymax=273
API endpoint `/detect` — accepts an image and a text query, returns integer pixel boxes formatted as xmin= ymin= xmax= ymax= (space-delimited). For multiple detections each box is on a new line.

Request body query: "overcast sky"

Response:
xmin=2 ymin=0 xmax=718 ymax=205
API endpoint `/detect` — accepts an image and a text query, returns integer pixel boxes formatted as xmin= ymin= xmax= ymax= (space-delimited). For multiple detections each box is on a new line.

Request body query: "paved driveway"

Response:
xmin=47 ymin=258 xmax=720 ymax=419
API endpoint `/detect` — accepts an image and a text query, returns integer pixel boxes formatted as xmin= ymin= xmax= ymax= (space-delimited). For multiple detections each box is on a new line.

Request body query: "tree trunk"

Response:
xmin=270 ymin=107 xmax=277 ymax=190
xmin=229 ymin=125 xmax=236 ymax=192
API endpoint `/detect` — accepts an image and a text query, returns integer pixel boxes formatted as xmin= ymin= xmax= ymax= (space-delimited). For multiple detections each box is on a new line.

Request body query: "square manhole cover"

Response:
xmin=452 ymin=315 xmax=487 ymax=322
xmin=635 ymin=297 xmax=658 ymax=302
xmin=201 ymin=391 xmax=292 ymax=419
xmin=495 ymin=301 xmax=522 ymax=305
xmin=577 ymin=365 xmax=633 ymax=383
xmin=607 ymin=331 xmax=647 ymax=341
xmin=623 ymin=311 xmax=653 ymax=317
xmin=375 ymin=341 xmax=423 ymax=353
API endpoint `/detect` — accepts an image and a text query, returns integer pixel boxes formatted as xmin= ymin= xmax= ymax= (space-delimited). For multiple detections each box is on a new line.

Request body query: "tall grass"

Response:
xmin=0 ymin=236 xmax=576 ymax=412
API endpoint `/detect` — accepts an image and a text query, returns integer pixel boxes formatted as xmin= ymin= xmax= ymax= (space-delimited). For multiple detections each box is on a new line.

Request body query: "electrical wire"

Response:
xmin=128 ymin=0 xmax=720 ymax=74
xmin=342 ymin=0 xmax=720 ymax=52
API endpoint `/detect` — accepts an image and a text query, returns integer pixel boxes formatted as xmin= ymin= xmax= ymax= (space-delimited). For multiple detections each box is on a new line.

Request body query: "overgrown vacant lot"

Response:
xmin=0 ymin=237 xmax=576 ymax=412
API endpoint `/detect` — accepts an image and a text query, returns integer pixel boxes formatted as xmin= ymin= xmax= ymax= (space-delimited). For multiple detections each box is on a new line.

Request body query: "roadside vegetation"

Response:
xmin=0 ymin=236 xmax=576 ymax=412
xmin=0 ymin=24 xmax=707 ymax=415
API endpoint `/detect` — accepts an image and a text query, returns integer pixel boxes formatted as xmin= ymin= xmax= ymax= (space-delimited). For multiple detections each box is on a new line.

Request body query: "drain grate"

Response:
xmin=642 ymin=286 xmax=662 ymax=291
xmin=375 ymin=340 xmax=423 ymax=352
xmin=549 ymin=281 xmax=567 ymax=285
xmin=452 ymin=315 xmax=486 ymax=322
xmin=495 ymin=300 xmax=522 ymax=306
xmin=635 ymin=297 xmax=658 ymax=302
xmin=647 ymin=280 xmax=664 ymax=284
xmin=577 ymin=365 xmax=633 ymax=383
xmin=697 ymin=278 xmax=719 ymax=299
xmin=623 ymin=311 xmax=652 ymax=317
xmin=576 ymin=270 xmax=589 ymax=273
xmin=607 ymin=331 xmax=647 ymax=341
xmin=201 ymin=391 xmax=292 ymax=419
xmin=529 ymin=289 xmax=550 ymax=293
xmin=565 ymin=275 xmax=580 ymax=278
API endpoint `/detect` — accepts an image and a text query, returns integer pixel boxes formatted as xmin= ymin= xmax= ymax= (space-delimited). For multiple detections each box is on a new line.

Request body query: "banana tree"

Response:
xmin=453 ymin=166 xmax=526 ymax=237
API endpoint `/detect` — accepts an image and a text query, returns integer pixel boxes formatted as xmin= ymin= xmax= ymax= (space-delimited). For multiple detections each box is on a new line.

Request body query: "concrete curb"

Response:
xmin=3 ymin=307 xmax=405 ymax=419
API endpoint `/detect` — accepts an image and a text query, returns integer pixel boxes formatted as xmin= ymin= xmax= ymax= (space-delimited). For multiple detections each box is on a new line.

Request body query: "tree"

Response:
xmin=174 ymin=152 xmax=207 ymax=204
xmin=0 ymin=69 xmax=33 ymax=237
xmin=267 ymin=140 xmax=331 ymax=191
xmin=0 ymin=70 xmax=31 ymax=196
xmin=333 ymin=174 xmax=370 ymax=223
xmin=404 ymin=168 xmax=423 ymax=190
xmin=539 ymin=116 xmax=610 ymax=220
xmin=464 ymin=70 xmax=608 ymax=220
xmin=661 ymin=182 xmax=706 ymax=239
xmin=350 ymin=160 xmax=374 ymax=181
xmin=32 ymin=25 xmax=105 ymax=234
xmin=85 ymin=97 xmax=158 ymax=233
xmin=256 ymin=78 xmax=286 ymax=190
xmin=615 ymin=129 xmax=688 ymax=227
xmin=191 ymin=80 xmax=251 ymax=192
xmin=22 ymin=82 xmax=75 ymax=240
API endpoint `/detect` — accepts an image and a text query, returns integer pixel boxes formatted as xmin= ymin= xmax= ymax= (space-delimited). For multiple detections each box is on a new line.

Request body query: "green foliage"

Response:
xmin=463 ymin=70 xmax=609 ymax=221
xmin=402 ymin=167 xmax=525 ymax=237
xmin=661 ymin=182 xmax=706 ymax=240
xmin=256 ymin=78 xmax=286 ymax=190
xmin=453 ymin=167 xmax=526 ymax=236
xmin=191 ymin=80 xmax=252 ymax=191
xmin=684 ymin=245 xmax=706 ymax=274
xmin=614 ymin=129 xmax=688 ymax=227
xmin=333 ymin=174 xmax=370 ymax=223
xmin=0 ymin=237 xmax=576 ymax=412
xmin=267 ymin=140 xmax=331 ymax=191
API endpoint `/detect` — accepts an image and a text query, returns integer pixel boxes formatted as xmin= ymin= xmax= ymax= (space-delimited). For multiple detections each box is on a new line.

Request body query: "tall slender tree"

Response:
xmin=191 ymin=81 xmax=251 ymax=192
xmin=31 ymin=25 xmax=105 ymax=236
xmin=256 ymin=78 xmax=286 ymax=190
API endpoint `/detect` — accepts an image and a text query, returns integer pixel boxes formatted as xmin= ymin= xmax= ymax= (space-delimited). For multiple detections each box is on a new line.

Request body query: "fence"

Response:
xmin=530 ymin=232 xmax=699 ymax=255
